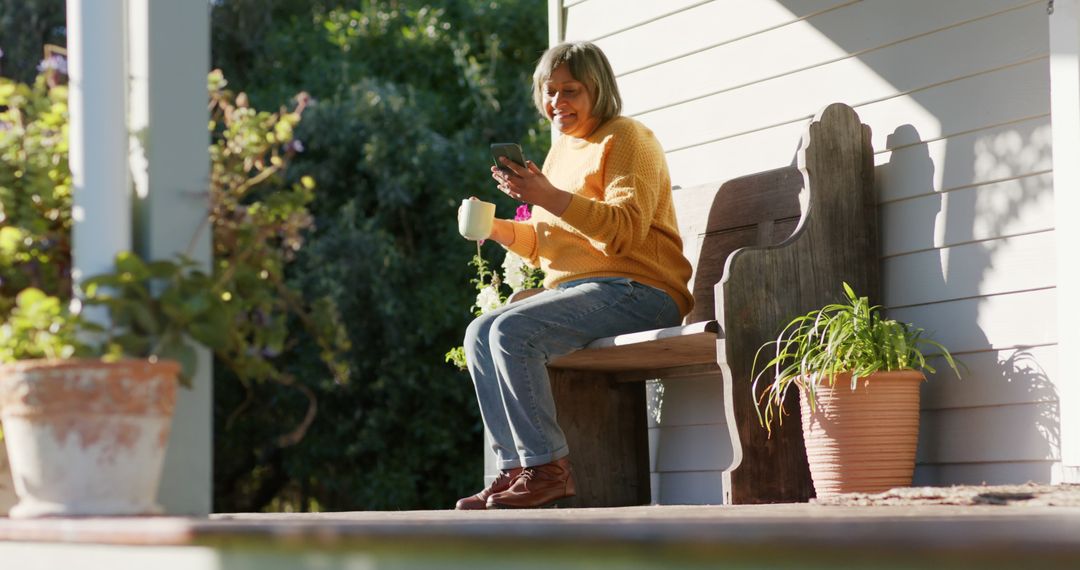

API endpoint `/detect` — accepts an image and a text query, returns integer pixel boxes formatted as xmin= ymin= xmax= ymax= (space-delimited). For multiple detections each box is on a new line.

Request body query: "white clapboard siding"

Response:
xmin=879 ymin=173 xmax=1055 ymax=257
xmin=616 ymin=0 xmax=1041 ymax=116
xmin=667 ymin=122 xmax=807 ymax=189
xmin=597 ymin=0 xmax=851 ymax=78
xmin=876 ymin=116 xmax=1053 ymax=203
xmin=858 ymin=58 xmax=1051 ymax=153
xmin=922 ymin=345 xmax=1058 ymax=411
xmin=666 ymin=59 xmax=1051 ymax=188
xmin=563 ymin=0 xmax=709 ymax=43
xmin=882 ymin=230 xmax=1057 ymax=307
xmin=653 ymin=423 xmax=737 ymax=472
xmin=888 ymin=289 xmax=1057 ymax=355
xmin=553 ymin=0 xmax=1057 ymax=498
xmin=654 ymin=471 xmax=726 ymax=505
xmin=636 ymin=4 xmax=1048 ymax=154
xmin=914 ymin=461 xmax=1059 ymax=486
xmin=646 ymin=375 xmax=724 ymax=429
xmin=918 ymin=403 xmax=1061 ymax=464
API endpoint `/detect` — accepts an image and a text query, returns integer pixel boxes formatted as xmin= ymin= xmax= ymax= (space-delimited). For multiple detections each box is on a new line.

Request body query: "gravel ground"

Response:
xmin=812 ymin=482 xmax=1080 ymax=507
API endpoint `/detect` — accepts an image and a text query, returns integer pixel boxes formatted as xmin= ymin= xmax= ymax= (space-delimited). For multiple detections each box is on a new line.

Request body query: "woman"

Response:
xmin=457 ymin=41 xmax=693 ymax=510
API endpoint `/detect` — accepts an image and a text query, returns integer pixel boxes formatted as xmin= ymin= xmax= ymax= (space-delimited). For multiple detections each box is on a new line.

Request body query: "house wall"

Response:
xmin=553 ymin=0 xmax=1058 ymax=502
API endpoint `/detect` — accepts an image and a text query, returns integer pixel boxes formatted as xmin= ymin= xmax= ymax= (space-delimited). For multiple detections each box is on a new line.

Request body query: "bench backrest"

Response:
xmin=675 ymin=167 xmax=804 ymax=325
xmin=671 ymin=103 xmax=879 ymax=504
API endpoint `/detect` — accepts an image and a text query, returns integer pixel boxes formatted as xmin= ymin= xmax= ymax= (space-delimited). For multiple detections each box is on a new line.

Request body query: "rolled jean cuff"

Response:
xmin=516 ymin=445 xmax=570 ymax=469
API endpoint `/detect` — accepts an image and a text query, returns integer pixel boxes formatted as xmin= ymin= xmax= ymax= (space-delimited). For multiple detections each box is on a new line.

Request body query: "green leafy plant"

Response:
xmin=0 ymin=287 xmax=92 ymax=363
xmin=0 ymin=48 xmax=73 ymax=310
xmin=0 ymin=251 xmax=232 ymax=388
xmin=1 ymin=58 xmax=349 ymax=444
xmin=80 ymin=251 xmax=231 ymax=387
xmin=751 ymin=282 xmax=961 ymax=435
xmin=444 ymin=205 xmax=544 ymax=370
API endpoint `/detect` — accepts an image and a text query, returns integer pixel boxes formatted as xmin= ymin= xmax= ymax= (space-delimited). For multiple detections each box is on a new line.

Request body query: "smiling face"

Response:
xmin=543 ymin=64 xmax=599 ymax=139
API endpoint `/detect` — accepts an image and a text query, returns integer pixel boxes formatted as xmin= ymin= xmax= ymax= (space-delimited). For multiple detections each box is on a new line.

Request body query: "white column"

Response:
xmin=127 ymin=0 xmax=213 ymax=515
xmin=67 ymin=0 xmax=130 ymax=291
xmin=548 ymin=0 xmax=564 ymax=47
xmin=1049 ymin=0 xmax=1080 ymax=481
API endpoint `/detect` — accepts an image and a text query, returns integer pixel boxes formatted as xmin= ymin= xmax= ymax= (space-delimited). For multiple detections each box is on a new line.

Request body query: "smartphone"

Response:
xmin=490 ymin=143 xmax=527 ymax=174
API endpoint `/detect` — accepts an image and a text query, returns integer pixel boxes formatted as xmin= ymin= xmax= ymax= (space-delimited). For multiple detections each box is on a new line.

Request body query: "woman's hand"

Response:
xmin=491 ymin=159 xmax=572 ymax=216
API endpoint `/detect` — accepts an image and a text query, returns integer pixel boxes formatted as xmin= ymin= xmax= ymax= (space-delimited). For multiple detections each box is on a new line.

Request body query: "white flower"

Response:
xmin=475 ymin=285 xmax=503 ymax=315
xmin=501 ymin=252 xmax=528 ymax=292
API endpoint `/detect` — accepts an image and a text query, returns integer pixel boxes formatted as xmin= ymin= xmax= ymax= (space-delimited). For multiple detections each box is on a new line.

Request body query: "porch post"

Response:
xmin=67 ymin=0 xmax=130 ymax=290
xmin=127 ymin=0 xmax=213 ymax=515
xmin=1049 ymin=0 xmax=1080 ymax=481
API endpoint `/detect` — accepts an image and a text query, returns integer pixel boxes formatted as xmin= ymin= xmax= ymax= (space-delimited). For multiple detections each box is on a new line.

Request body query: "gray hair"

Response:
xmin=532 ymin=42 xmax=622 ymax=125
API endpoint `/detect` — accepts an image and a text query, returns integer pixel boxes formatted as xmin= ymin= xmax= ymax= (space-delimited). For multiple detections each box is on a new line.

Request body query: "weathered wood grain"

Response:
xmin=549 ymin=322 xmax=720 ymax=372
xmin=719 ymin=103 xmax=879 ymax=503
xmin=549 ymin=369 xmax=651 ymax=507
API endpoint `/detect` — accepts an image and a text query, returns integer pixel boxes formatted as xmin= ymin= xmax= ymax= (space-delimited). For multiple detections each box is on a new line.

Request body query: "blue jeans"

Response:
xmin=464 ymin=277 xmax=681 ymax=470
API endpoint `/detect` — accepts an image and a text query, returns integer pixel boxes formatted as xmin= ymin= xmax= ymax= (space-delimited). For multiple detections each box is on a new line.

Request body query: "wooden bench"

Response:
xmin=487 ymin=103 xmax=880 ymax=506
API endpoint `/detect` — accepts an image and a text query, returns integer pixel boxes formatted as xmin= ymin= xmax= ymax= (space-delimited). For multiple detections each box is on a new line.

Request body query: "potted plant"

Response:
xmin=751 ymin=283 xmax=960 ymax=498
xmin=1 ymin=61 xmax=351 ymax=516
xmin=0 ymin=251 xmax=227 ymax=518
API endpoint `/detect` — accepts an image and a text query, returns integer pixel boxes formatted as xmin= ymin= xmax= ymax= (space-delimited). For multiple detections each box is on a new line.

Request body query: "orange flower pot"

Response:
xmin=799 ymin=370 xmax=924 ymax=498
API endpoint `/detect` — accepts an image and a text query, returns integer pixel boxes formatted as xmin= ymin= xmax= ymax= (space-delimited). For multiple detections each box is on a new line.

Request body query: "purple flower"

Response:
xmin=37 ymin=54 xmax=68 ymax=75
xmin=514 ymin=204 xmax=532 ymax=222
xmin=286 ymin=139 xmax=305 ymax=153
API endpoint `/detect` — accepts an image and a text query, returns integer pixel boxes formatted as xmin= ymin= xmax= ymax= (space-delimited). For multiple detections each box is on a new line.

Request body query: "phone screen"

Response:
xmin=491 ymin=143 xmax=526 ymax=173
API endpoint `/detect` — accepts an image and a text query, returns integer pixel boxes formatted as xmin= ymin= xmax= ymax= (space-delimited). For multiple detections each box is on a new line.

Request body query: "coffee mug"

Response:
xmin=458 ymin=198 xmax=496 ymax=241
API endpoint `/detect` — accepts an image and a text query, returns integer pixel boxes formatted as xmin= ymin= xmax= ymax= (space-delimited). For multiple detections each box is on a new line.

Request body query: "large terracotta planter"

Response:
xmin=0 ymin=358 xmax=179 ymax=518
xmin=800 ymin=370 xmax=924 ymax=498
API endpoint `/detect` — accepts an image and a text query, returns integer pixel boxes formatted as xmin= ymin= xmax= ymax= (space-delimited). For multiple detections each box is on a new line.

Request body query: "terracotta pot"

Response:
xmin=799 ymin=370 xmax=924 ymax=498
xmin=0 ymin=358 xmax=179 ymax=518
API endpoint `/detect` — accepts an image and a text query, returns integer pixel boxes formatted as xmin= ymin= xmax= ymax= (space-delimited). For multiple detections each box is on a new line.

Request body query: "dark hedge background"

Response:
xmin=0 ymin=0 xmax=549 ymax=512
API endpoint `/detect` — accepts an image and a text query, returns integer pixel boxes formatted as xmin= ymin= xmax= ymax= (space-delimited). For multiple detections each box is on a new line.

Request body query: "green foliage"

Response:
xmin=0 ymin=66 xmax=72 ymax=310
xmin=443 ymin=240 xmax=545 ymax=370
xmin=751 ymin=283 xmax=961 ymax=435
xmin=0 ymin=287 xmax=91 ymax=362
xmin=207 ymin=70 xmax=352 ymax=394
xmin=1 ymin=61 xmax=351 ymax=480
xmin=80 ymin=252 xmax=229 ymax=387
xmin=209 ymin=0 xmax=549 ymax=511
xmin=2 ymin=0 xmax=549 ymax=511
xmin=2 ymin=250 xmax=234 ymax=389
xmin=0 ymin=0 xmax=67 ymax=84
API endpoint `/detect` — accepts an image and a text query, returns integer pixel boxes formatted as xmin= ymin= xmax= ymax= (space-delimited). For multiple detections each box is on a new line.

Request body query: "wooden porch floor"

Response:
xmin=3 ymin=503 xmax=1080 ymax=569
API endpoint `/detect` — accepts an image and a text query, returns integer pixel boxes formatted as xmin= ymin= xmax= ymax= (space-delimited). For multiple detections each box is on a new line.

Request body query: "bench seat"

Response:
xmin=548 ymin=321 xmax=721 ymax=377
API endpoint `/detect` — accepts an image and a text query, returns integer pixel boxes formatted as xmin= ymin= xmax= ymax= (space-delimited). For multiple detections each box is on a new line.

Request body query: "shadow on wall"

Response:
xmin=773 ymin=0 xmax=1058 ymax=486
xmin=882 ymin=124 xmax=1058 ymax=484
xmin=915 ymin=349 xmax=1059 ymax=485
xmin=1004 ymin=350 xmax=1060 ymax=457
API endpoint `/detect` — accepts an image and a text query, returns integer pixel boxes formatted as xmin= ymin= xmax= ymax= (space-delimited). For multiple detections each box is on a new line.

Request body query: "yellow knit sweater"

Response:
xmin=506 ymin=116 xmax=694 ymax=317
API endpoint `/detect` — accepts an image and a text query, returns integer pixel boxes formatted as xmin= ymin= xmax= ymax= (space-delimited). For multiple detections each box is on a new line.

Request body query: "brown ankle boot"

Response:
xmin=486 ymin=456 xmax=576 ymax=509
xmin=455 ymin=467 xmax=523 ymax=510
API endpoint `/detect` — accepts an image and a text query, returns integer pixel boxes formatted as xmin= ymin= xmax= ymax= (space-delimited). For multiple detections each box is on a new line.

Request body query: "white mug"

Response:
xmin=458 ymin=198 xmax=496 ymax=241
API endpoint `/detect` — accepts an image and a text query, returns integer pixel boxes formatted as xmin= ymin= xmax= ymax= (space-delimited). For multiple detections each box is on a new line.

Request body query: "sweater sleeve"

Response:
xmin=504 ymin=220 xmax=539 ymax=266
xmin=558 ymin=131 xmax=662 ymax=257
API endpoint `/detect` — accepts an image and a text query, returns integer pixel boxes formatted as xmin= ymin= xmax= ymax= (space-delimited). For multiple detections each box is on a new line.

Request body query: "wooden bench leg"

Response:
xmin=549 ymin=368 xmax=651 ymax=507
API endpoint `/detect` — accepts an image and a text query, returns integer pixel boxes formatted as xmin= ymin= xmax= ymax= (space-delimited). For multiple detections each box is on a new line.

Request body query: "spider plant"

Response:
xmin=751 ymin=283 xmax=960 ymax=435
